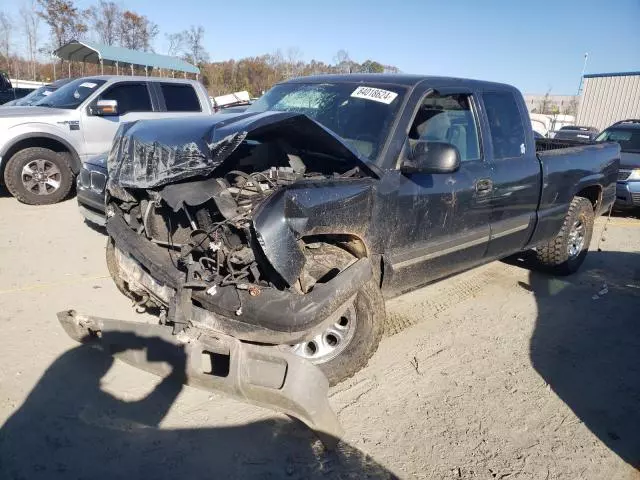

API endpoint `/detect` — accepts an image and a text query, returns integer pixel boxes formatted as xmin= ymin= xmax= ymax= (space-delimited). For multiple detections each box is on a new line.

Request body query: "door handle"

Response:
xmin=475 ymin=179 xmax=493 ymax=193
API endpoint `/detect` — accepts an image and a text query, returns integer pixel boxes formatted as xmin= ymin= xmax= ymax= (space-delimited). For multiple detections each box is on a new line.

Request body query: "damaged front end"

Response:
xmin=58 ymin=111 xmax=380 ymax=441
xmin=104 ymin=111 xmax=377 ymax=343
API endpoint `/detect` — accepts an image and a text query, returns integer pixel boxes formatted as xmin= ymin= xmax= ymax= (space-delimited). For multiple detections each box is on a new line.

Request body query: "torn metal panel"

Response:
xmin=106 ymin=111 xmax=378 ymax=194
xmin=253 ymin=180 xmax=375 ymax=286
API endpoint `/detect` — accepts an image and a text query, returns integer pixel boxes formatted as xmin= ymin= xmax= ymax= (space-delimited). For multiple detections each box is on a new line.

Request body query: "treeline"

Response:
xmin=0 ymin=1 xmax=399 ymax=96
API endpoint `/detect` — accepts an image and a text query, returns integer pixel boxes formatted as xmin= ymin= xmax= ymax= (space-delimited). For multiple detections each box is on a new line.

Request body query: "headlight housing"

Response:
xmin=627 ymin=169 xmax=640 ymax=181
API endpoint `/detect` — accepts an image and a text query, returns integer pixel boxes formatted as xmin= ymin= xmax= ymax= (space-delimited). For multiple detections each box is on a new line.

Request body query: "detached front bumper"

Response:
xmin=615 ymin=180 xmax=640 ymax=208
xmin=57 ymin=309 xmax=343 ymax=445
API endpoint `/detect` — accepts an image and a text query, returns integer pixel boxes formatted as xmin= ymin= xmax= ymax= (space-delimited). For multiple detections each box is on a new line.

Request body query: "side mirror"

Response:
xmin=92 ymin=99 xmax=118 ymax=116
xmin=401 ymin=141 xmax=461 ymax=174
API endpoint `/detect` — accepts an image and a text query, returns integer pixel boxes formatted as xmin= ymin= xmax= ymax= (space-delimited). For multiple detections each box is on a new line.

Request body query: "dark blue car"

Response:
xmin=596 ymin=119 xmax=640 ymax=209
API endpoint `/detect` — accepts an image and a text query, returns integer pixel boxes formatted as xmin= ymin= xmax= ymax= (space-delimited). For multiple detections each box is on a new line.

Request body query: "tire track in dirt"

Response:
xmin=384 ymin=262 xmax=517 ymax=336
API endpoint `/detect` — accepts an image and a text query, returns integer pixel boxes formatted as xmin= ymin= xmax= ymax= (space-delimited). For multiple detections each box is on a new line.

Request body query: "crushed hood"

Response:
xmin=107 ymin=111 xmax=378 ymax=194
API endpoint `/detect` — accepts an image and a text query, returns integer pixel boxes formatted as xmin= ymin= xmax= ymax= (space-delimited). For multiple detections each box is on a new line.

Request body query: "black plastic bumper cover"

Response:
xmin=57 ymin=309 xmax=343 ymax=446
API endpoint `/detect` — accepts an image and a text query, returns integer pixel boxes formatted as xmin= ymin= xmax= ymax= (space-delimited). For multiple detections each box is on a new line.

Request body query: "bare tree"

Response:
xmin=88 ymin=0 xmax=121 ymax=45
xmin=285 ymin=46 xmax=303 ymax=78
xmin=165 ymin=32 xmax=185 ymax=57
xmin=183 ymin=26 xmax=209 ymax=65
xmin=0 ymin=12 xmax=12 ymax=75
xmin=36 ymin=0 xmax=87 ymax=51
xmin=20 ymin=2 xmax=41 ymax=79
xmin=563 ymin=97 xmax=580 ymax=116
xmin=119 ymin=11 xmax=158 ymax=51
xmin=333 ymin=49 xmax=352 ymax=73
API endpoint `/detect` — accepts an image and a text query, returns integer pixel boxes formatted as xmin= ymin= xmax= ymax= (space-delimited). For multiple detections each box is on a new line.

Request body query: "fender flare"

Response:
xmin=0 ymin=132 xmax=82 ymax=173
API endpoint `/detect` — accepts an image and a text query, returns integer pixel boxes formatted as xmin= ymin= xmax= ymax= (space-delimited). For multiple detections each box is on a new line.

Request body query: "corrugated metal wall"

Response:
xmin=576 ymin=75 xmax=640 ymax=130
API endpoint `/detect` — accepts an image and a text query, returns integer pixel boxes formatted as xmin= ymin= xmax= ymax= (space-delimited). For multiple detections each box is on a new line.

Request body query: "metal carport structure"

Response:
xmin=54 ymin=40 xmax=200 ymax=78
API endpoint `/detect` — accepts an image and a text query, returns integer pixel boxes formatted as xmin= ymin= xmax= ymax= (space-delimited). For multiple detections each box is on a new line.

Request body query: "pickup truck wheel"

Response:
xmin=535 ymin=196 xmax=594 ymax=275
xmin=288 ymin=277 xmax=385 ymax=386
xmin=3 ymin=147 xmax=73 ymax=205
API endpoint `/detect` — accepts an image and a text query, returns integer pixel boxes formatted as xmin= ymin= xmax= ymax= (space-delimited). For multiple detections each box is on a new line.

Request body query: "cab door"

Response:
xmin=81 ymin=81 xmax=158 ymax=157
xmin=383 ymin=91 xmax=492 ymax=294
xmin=480 ymin=91 xmax=541 ymax=258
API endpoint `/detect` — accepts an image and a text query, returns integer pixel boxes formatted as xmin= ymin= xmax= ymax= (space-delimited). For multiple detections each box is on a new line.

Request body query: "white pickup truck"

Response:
xmin=0 ymin=75 xmax=213 ymax=205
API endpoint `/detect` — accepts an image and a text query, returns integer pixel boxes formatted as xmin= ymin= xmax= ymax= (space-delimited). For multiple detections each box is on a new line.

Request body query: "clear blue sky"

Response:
xmin=8 ymin=0 xmax=640 ymax=94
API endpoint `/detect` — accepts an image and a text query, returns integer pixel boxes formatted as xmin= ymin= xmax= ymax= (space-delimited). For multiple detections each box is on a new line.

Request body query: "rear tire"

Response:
xmin=3 ymin=147 xmax=74 ymax=205
xmin=535 ymin=196 xmax=594 ymax=275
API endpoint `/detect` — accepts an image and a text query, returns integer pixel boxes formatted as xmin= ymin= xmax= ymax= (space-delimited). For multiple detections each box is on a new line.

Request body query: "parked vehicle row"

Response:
xmin=553 ymin=125 xmax=600 ymax=142
xmin=0 ymin=72 xmax=36 ymax=105
xmin=1 ymin=78 xmax=74 ymax=107
xmin=0 ymin=75 xmax=213 ymax=205
xmin=595 ymin=119 xmax=640 ymax=209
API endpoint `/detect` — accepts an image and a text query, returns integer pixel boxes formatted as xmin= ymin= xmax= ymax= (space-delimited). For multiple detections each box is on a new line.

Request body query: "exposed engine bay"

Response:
xmin=114 ymin=158 xmax=360 ymax=299
xmin=107 ymin=112 xmax=376 ymax=320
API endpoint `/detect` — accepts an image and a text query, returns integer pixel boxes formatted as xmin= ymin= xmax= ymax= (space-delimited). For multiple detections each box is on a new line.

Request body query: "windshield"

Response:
xmin=246 ymin=82 xmax=406 ymax=160
xmin=35 ymin=78 xmax=106 ymax=109
xmin=596 ymin=127 xmax=640 ymax=153
xmin=15 ymin=86 xmax=56 ymax=106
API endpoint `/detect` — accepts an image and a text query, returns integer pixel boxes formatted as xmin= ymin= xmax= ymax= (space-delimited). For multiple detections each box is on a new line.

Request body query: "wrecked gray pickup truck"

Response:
xmin=59 ymin=74 xmax=619 ymax=440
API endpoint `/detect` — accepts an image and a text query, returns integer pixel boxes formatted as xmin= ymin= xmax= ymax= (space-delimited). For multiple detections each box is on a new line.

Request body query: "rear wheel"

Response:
xmin=288 ymin=277 xmax=385 ymax=386
xmin=535 ymin=196 xmax=594 ymax=275
xmin=3 ymin=147 xmax=73 ymax=205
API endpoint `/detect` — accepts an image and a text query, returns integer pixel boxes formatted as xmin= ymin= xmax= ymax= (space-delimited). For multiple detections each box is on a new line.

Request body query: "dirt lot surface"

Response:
xmin=0 ymin=195 xmax=639 ymax=479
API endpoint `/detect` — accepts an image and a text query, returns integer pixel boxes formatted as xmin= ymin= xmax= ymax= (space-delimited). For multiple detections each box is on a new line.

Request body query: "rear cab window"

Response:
xmin=160 ymin=83 xmax=201 ymax=112
xmin=483 ymin=92 xmax=526 ymax=159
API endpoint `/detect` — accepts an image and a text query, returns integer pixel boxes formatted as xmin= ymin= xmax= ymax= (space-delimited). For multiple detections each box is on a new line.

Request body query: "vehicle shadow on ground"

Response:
xmin=509 ymin=250 xmax=640 ymax=469
xmin=83 ymin=218 xmax=107 ymax=235
xmin=0 ymin=332 xmax=396 ymax=479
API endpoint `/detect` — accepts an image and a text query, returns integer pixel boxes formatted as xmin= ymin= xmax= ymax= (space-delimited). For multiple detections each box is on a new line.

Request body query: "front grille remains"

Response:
xmin=618 ymin=170 xmax=631 ymax=181
xmin=631 ymin=193 xmax=640 ymax=204
xmin=78 ymin=168 xmax=91 ymax=188
xmin=90 ymin=171 xmax=107 ymax=192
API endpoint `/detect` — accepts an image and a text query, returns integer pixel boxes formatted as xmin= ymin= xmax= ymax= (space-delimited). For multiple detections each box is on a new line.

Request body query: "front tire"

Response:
xmin=535 ymin=196 xmax=594 ymax=275
xmin=289 ymin=277 xmax=385 ymax=386
xmin=3 ymin=147 xmax=74 ymax=205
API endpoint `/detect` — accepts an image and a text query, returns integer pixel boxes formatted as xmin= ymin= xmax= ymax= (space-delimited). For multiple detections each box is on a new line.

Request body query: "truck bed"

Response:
xmin=529 ymin=140 xmax=620 ymax=245
xmin=535 ymin=137 xmax=596 ymax=152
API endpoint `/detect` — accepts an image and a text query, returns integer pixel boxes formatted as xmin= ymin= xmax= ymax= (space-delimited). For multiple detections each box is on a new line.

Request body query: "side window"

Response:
xmin=160 ymin=83 xmax=201 ymax=112
xmin=99 ymin=83 xmax=152 ymax=115
xmin=408 ymin=94 xmax=480 ymax=161
xmin=483 ymin=92 xmax=526 ymax=159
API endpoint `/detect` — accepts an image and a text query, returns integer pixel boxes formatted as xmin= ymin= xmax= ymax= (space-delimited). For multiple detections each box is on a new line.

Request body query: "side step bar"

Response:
xmin=57 ymin=310 xmax=343 ymax=447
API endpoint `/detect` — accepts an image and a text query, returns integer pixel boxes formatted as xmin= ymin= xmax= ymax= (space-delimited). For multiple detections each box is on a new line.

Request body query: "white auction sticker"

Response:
xmin=79 ymin=82 xmax=98 ymax=88
xmin=351 ymin=86 xmax=398 ymax=104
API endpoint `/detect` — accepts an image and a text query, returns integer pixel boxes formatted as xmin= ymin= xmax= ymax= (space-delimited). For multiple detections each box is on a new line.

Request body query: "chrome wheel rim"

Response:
xmin=21 ymin=159 xmax=61 ymax=195
xmin=567 ymin=219 xmax=585 ymax=258
xmin=289 ymin=303 xmax=357 ymax=364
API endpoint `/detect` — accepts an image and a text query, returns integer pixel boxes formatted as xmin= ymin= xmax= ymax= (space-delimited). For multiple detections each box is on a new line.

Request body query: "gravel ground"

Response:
xmin=0 ymin=195 xmax=639 ymax=479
